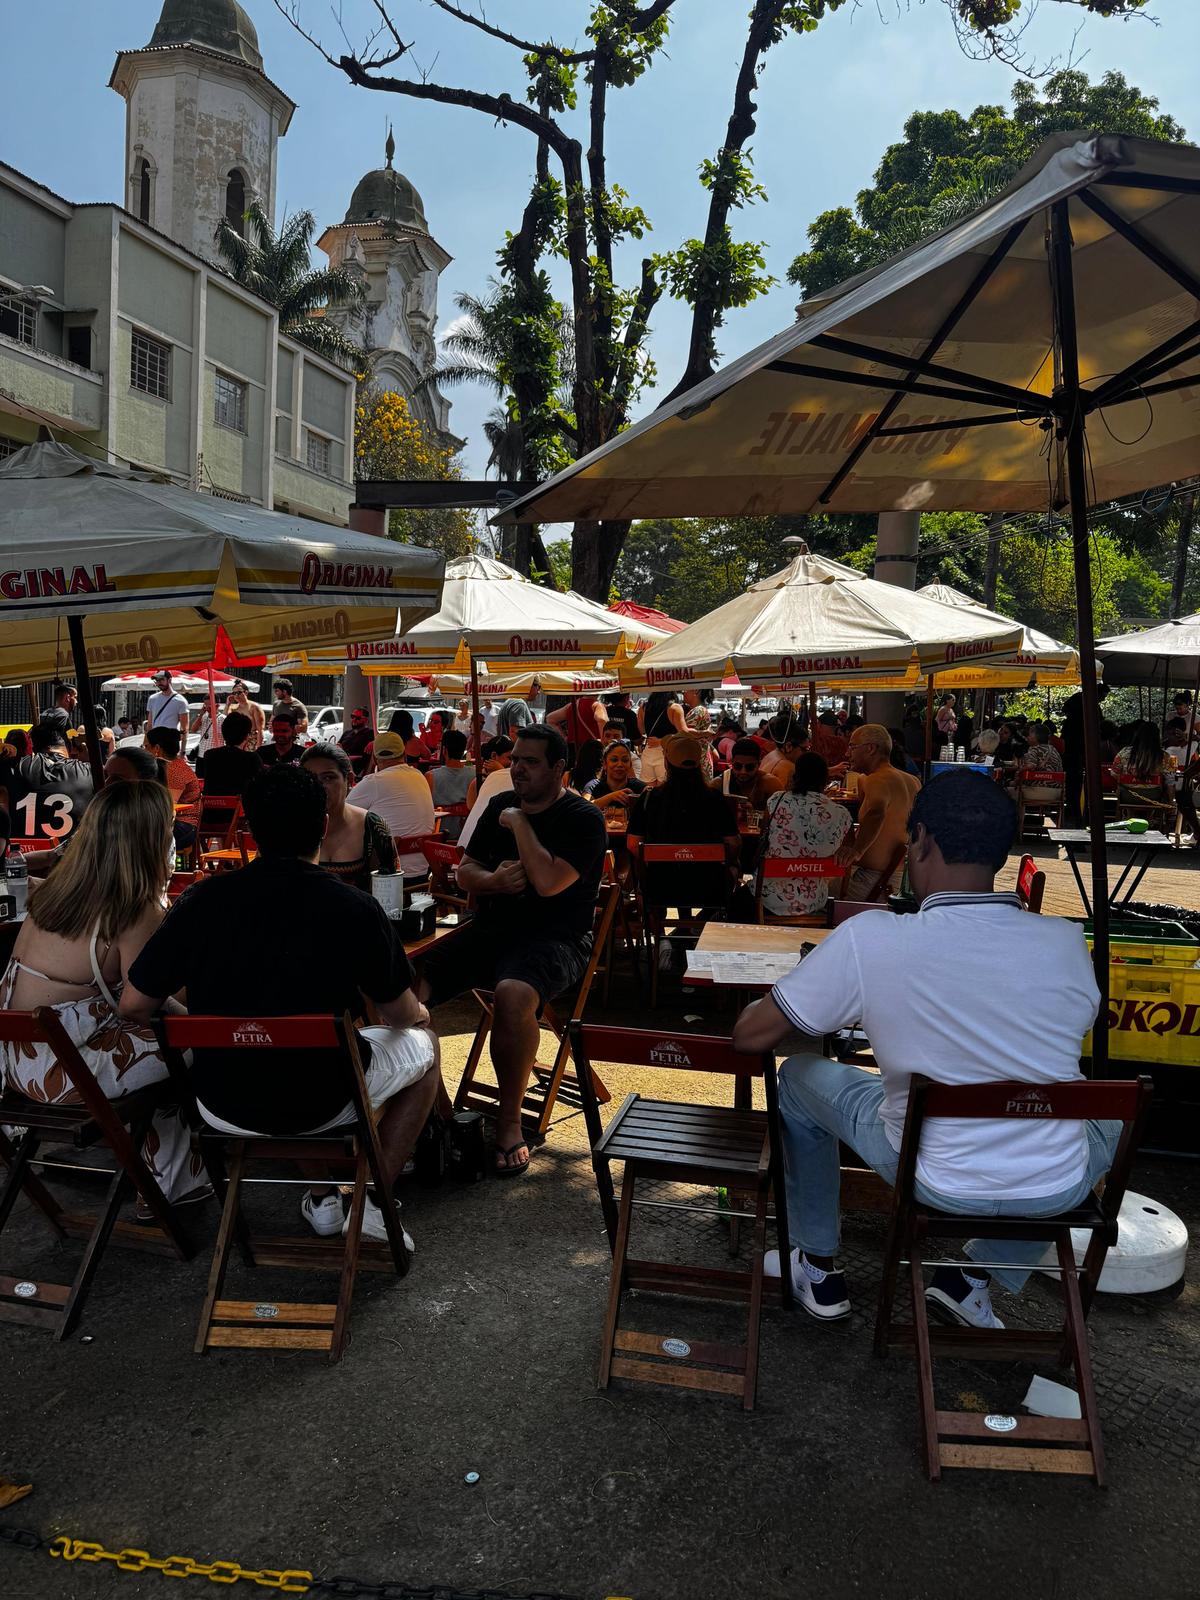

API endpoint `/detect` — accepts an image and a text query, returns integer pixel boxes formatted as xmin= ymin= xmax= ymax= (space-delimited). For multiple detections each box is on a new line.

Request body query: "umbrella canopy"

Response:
xmin=428 ymin=668 xmax=622 ymax=700
xmin=623 ymin=545 xmax=1021 ymax=693
xmin=609 ymin=599 xmax=687 ymax=635
xmin=1095 ymin=614 xmax=1200 ymax=687
xmin=913 ymin=583 xmax=1081 ymax=687
xmin=0 ymin=442 xmax=444 ymax=680
xmin=269 ymin=553 xmax=627 ymax=674
xmin=99 ymin=670 xmax=260 ymax=694
xmin=499 ymin=134 xmax=1200 ymax=526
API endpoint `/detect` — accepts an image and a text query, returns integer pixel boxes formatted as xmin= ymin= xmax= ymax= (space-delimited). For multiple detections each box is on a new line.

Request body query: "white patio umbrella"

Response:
xmin=1095 ymin=614 xmax=1200 ymax=687
xmin=622 ymin=546 xmax=1021 ymax=694
xmin=500 ymin=131 xmax=1200 ymax=1051
xmin=0 ymin=441 xmax=444 ymax=777
xmin=915 ymin=584 xmax=1081 ymax=687
xmin=99 ymin=671 xmax=261 ymax=694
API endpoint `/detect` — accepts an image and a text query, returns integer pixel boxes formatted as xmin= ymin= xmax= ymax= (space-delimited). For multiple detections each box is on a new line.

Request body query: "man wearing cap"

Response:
xmin=145 ymin=670 xmax=190 ymax=738
xmin=338 ymin=707 xmax=375 ymax=779
xmin=347 ymin=730 xmax=436 ymax=877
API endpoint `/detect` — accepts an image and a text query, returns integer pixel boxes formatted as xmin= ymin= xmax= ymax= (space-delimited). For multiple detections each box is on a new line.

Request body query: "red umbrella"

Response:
xmin=608 ymin=600 xmax=687 ymax=634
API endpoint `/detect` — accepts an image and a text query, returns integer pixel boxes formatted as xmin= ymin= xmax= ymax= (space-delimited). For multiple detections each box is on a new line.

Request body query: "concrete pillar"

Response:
xmin=863 ymin=511 xmax=920 ymax=729
xmin=344 ymin=504 xmax=388 ymax=721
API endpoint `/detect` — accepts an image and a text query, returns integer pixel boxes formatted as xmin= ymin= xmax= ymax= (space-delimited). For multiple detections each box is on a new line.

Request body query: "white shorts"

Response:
xmin=641 ymin=744 xmax=667 ymax=785
xmin=196 ymin=1026 xmax=437 ymax=1137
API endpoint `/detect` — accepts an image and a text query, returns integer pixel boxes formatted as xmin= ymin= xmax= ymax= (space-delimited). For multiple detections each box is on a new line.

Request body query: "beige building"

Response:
xmin=0 ymin=162 xmax=355 ymax=523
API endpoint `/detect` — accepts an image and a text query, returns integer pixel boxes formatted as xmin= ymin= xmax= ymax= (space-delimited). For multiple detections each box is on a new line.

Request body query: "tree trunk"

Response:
xmin=572 ymin=518 xmax=632 ymax=600
xmin=982 ymin=511 xmax=1003 ymax=608
xmin=1170 ymin=485 xmax=1196 ymax=617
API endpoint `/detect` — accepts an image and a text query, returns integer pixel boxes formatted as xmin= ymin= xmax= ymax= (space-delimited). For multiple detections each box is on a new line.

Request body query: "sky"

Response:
xmin=2 ymin=0 xmax=1196 ymax=479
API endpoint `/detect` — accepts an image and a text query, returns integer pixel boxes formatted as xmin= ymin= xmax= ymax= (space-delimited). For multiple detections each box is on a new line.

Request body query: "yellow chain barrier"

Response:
xmin=49 ymin=1536 xmax=312 ymax=1592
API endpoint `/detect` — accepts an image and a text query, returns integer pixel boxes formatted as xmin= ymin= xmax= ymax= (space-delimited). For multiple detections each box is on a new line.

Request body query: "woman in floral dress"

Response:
xmin=0 ymin=781 xmax=204 ymax=1205
xmin=760 ymin=752 xmax=853 ymax=919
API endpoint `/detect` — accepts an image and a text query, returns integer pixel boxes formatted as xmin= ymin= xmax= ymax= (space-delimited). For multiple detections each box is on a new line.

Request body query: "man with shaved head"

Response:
xmin=837 ymin=723 xmax=921 ymax=900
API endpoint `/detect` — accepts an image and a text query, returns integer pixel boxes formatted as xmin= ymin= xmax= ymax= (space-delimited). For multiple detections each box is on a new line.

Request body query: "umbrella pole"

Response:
xmin=23 ymin=683 xmax=38 ymax=723
xmin=470 ymin=652 xmax=483 ymax=787
xmin=924 ymin=679 xmax=935 ymax=771
xmin=67 ymin=616 xmax=105 ymax=790
xmin=808 ymin=679 xmax=817 ymax=734
xmin=1051 ymin=199 xmax=1108 ymax=1072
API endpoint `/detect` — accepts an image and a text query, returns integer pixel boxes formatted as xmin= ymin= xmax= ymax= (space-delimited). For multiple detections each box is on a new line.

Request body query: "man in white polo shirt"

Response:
xmin=348 ymin=730 xmax=435 ymax=877
xmin=734 ymin=769 xmax=1116 ymax=1329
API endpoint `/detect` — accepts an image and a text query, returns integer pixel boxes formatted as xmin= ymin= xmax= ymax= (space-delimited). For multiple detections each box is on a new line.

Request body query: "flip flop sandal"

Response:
xmin=493 ymin=1140 xmax=531 ymax=1179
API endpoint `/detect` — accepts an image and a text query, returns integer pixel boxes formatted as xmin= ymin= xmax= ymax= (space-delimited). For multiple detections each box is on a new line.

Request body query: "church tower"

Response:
xmin=318 ymin=133 xmax=460 ymax=450
xmin=110 ymin=0 xmax=295 ymax=263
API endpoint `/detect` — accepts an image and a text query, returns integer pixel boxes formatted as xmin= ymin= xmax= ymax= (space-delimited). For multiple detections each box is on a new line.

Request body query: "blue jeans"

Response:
xmin=777 ymin=1054 xmax=1121 ymax=1294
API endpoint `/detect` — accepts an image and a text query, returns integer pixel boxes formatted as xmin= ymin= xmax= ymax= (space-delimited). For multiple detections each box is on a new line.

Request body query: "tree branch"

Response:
xmin=427 ymin=0 xmax=596 ymax=63
xmin=611 ymin=257 xmax=662 ymax=421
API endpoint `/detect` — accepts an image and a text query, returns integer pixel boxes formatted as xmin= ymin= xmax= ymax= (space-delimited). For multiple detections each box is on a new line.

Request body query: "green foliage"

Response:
xmin=539 ymin=538 xmax=575 ymax=592
xmin=789 ymin=69 xmax=1184 ymax=296
xmin=215 ymin=204 xmax=364 ymax=364
xmin=586 ymin=2 xmax=673 ymax=87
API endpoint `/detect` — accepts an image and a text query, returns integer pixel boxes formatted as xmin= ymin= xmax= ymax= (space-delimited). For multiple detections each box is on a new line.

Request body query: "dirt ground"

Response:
xmin=3 ymin=845 xmax=1200 ymax=1600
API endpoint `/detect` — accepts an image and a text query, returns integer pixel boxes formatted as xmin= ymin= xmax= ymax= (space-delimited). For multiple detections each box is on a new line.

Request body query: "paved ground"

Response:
xmin=3 ymin=843 xmax=1199 ymax=1600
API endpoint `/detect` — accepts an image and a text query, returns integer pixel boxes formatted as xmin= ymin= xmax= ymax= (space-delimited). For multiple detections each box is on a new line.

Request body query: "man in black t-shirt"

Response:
xmin=121 ymin=765 xmax=439 ymax=1246
xmin=0 ymin=723 xmax=94 ymax=845
xmin=38 ymin=681 xmax=77 ymax=740
xmin=420 ymin=724 xmax=605 ymax=1177
xmin=197 ymin=710 xmax=263 ymax=796
xmin=258 ymin=709 xmax=304 ymax=767
xmin=338 ymin=707 xmax=375 ymax=777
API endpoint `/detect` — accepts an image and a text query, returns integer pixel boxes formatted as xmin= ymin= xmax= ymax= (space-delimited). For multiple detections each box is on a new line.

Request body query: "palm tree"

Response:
xmin=215 ymin=203 xmax=365 ymax=366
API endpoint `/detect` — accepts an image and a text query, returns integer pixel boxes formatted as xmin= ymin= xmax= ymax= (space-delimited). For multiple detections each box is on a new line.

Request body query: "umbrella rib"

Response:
xmin=875 ymin=410 xmax=1037 ymax=437
xmin=815 ymin=217 xmax=1028 ymax=505
xmin=1088 ymin=317 xmax=1200 ymax=407
xmin=1095 ymin=173 xmax=1200 ymax=197
xmin=1077 ymin=190 xmax=1200 ymax=307
xmin=766 ymin=359 xmax=1021 ymax=415
xmin=1089 ymin=337 xmax=1200 ymax=412
xmin=809 ymin=334 xmax=1053 ymax=414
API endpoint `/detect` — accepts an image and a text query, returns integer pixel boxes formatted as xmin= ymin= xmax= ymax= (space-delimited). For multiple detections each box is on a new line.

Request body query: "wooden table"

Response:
xmin=687 ymin=922 xmax=833 ymax=988
xmin=1047 ymin=827 xmax=1176 ymax=916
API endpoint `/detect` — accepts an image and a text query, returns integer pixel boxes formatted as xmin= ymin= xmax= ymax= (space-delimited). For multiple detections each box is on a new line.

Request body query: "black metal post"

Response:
xmin=1050 ymin=201 xmax=1109 ymax=1071
xmin=469 ymin=652 xmax=483 ymax=788
xmin=66 ymin=616 xmax=106 ymax=791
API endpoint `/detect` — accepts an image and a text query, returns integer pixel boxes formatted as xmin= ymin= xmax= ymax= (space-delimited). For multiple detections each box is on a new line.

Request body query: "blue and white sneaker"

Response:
xmin=765 ymin=1247 xmax=851 ymax=1320
xmin=926 ymin=1266 xmax=1004 ymax=1330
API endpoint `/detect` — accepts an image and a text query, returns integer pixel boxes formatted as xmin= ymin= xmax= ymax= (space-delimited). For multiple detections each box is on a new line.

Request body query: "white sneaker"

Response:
xmin=765 ymin=1246 xmax=851 ymax=1320
xmin=926 ymin=1267 xmax=1005 ymax=1330
xmin=300 ymin=1191 xmax=344 ymax=1237
xmin=344 ymin=1193 xmax=415 ymax=1252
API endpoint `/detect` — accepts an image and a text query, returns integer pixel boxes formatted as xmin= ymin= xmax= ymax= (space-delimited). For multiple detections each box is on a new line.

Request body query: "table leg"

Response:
xmin=1063 ymin=845 xmax=1092 ymax=919
xmin=1113 ymin=846 xmax=1159 ymax=911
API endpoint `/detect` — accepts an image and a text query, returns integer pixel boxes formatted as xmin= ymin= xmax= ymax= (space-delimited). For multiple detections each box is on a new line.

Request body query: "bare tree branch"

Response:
xmin=427 ymin=0 xmax=596 ymax=63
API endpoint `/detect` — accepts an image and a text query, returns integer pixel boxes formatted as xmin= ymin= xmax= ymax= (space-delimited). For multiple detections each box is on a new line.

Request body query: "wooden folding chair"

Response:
xmin=0 ymin=1008 xmax=193 ymax=1339
xmin=197 ymin=795 xmax=243 ymax=871
xmin=421 ymin=836 xmax=470 ymax=922
xmin=454 ymin=884 xmax=620 ymax=1138
xmin=1015 ymin=853 xmax=1046 ymax=913
xmin=754 ymin=855 xmax=846 ymax=926
xmin=572 ymin=1022 xmax=792 ymax=1410
xmin=597 ymin=849 xmax=644 ymax=1004
xmin=1116 ymin=779 xmax=1177 ymax=832
xmin=156 ymin=1012 xmax=410 ymax=1363
xmin=1016 ymin=770 xmax=1066 ymax=837
xmin=875 ymin=1073 xmax=1152 ymax=1483
xmin=636 ymin=843 xmax=732 ymax=1006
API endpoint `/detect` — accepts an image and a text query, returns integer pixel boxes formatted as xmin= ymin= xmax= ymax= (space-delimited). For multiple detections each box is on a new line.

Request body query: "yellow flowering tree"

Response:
xmin=354 ymin=384 xmax=477 ymax=559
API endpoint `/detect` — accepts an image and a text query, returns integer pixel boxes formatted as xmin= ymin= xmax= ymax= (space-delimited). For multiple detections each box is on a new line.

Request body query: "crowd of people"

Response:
xmin=0 ymin=674 xmax=1193 ymax=1282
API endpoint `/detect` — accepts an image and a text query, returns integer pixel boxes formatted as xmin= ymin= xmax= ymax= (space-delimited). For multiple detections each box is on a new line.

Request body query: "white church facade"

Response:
xmin=0 ymin=0 xmax=457 ymax=521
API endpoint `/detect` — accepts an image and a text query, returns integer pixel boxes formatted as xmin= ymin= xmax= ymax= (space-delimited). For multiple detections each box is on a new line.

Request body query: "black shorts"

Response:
xmin=421 ymin=920 xmax=591 ymax=1011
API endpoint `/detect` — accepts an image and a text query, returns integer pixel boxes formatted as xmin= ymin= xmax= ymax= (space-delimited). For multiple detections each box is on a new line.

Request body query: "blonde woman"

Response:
xmin=0 ymin=782 xmax=206 ymax=1209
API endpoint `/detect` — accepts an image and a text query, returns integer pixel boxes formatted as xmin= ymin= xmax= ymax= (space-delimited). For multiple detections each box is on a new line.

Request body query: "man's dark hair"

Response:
xmin=221 ymin=710 xmax=252 ymax=745
xmin=482 ymin=735 xmax=513 ymax=761
xmin=53 ymin=681 xmax=75 ymax=702
xmin=603 ymin=717 xmax=628 ymax=739
xmin=243 ymin=764 xmax=326 ymax=859
xmin=274 ymin=677 xmax=294 ymax=694
xmin=442 ymin=729 xmax=467 ymax=760
xmin=908 ymin=770 xmax=1016 ymax=872
xmin=731 ymin=737 xmax=761 ymax=763
xmin=113 ymin=746 xmax=162 ymax=781
xmin=146 ymin=727 xmax=182 ymax=759
xmin=1166 ymin=717 xmax=1187 ymax=737
xmin=515 ymin=723 xmax=568 ymax=768
xmin=1175 ymin=691 xmax=1193 ymax=707
xmin=31 ymin=722 xmax=67 ymax=754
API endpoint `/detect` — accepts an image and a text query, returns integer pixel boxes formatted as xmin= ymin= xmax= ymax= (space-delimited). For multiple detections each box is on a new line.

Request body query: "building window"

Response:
xmin=66 ymin=325 xmax=92 ymax=370
xmin=131 ymin=329 xmax=170 ymax=399
xmin=137 ymin=158 xmax=152 ymax=223
xmin=214 ymin=371 xmax=247 ymax=433
xmin=306 ymin=430 xmax=330 ymax=475
xmin=225 ymin=169 xmax=247 ymax=235
xmin=0 ymin=434 xmax=24 ymax=461
xmin=0 ymin=295 xmax=37 ymax=347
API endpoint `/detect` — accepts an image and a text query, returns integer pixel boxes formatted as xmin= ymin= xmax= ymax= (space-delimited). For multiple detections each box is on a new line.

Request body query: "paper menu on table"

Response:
xmin=704 ymin=951 xmax=802 ymax=985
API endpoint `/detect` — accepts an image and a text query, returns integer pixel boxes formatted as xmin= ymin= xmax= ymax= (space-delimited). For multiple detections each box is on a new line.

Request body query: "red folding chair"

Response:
xmin=754 ymin=855 xmax=846 ymax=926
xmin=0 ymin=1008 xmax=194 ymax=1339
xmin=1015 ymin=853 xmax=1046 ymax=913
xmin=197 ymin=795 xmax=243 ymax=871
xmin=875 ymin=1073 xmax=1152 ymax=1483
xmin=420 ymin=836 xmax=469 ymax=922
xmin=156 ymin=1012 xmax=410 ymax=1363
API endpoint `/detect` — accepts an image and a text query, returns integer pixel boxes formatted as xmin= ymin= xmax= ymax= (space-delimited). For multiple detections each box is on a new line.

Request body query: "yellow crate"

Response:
xmin=1089 ymin=937 xmax=1200 ymax=969
xmin=1086 ymin=963 xmax=1200 ymax=1068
